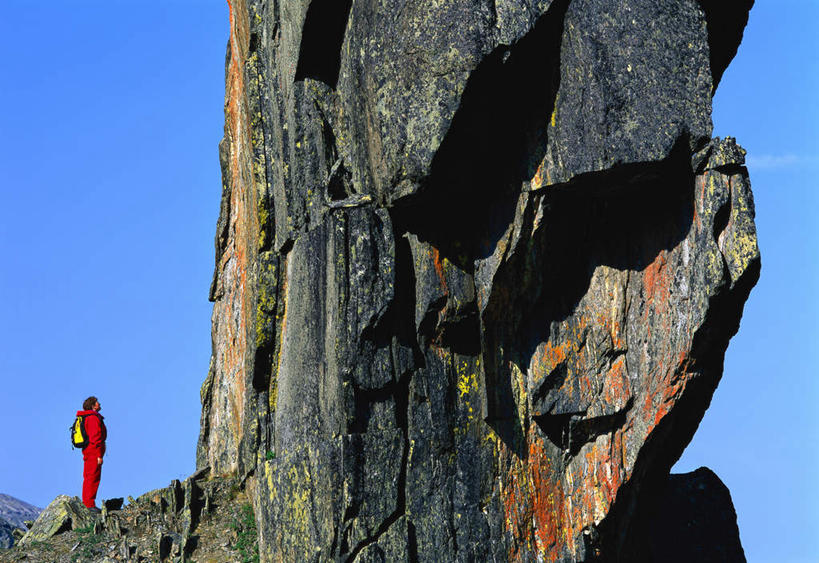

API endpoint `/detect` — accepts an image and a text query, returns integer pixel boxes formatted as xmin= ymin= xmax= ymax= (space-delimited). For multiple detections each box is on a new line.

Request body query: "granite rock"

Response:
xmin=198 ymin=1 xmax=758 ymax=561
xmin=17 ymin=495 xmax=95 ymax=547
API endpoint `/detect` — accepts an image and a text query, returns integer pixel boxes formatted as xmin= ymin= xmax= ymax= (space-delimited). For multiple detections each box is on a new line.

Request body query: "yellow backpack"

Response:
xmin=70 ymin=415 xmax=89 ymax=449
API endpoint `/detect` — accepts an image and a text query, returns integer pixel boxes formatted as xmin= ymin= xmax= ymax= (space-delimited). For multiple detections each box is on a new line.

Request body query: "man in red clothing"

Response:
xmin=77 ymin=396 xmax=107 ymax=512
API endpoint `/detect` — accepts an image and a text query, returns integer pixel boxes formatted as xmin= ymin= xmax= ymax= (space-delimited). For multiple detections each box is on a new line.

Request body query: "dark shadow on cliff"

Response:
xmin=295 ymin=0 xmax=354 ymax=88
xmin=388 ymin=0 xmax=571 ymax=460
xmin=393 ymin=0 xmax=571 ymax=269
xmin=639 ymin=467 xmax=746 ymax=563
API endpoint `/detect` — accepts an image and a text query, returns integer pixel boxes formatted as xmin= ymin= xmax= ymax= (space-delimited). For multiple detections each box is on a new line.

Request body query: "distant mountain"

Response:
xmin=0 ymin=517 xmax=17 ymax=549
xmin=0 ymin=494 xmax=40 ymax=529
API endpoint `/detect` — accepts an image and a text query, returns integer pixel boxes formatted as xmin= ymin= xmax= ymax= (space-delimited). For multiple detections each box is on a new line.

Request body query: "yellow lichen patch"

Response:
xmin=509 ymin=361 xmax=529 ymax=430
xmin=719 ymin=176 xmax=759 ymax=281
xmin=280 ymin=462 xmax=314 ymax=544
xmin=257 ymin=201 xmax=269 ymax=250
xmin=452 ymin=354 xmax=481 ymax=424
xmin=723 ymin=229 xmax=758 ymax=280
xmin=457 ymin=370 xmax=478 ymax=399
xmin=269 ymin=375 xmax=278 ymax=411
xmin=264 ymin=460 xmax=276 ymax=502
xmin=455 ymin=357 xmax=480 ymax=421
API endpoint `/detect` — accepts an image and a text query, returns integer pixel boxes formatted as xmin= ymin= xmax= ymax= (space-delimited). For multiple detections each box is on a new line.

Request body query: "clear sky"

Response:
xmin=0 ymin=2 xmax=816 ymax=562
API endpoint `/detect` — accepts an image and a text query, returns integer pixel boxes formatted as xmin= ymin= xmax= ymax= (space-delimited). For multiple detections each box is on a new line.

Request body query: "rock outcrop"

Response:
xmin=16 ymin=496 xmax=96 ymax=548
xmin=196 ymin=0 xmax=758 ymax=561
xmin=0 ymin=474 xmax=258 ymax=562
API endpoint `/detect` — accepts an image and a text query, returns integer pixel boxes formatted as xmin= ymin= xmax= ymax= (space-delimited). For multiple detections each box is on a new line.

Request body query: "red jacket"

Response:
xmin=76 ymin=410 xmax=106 ymax=457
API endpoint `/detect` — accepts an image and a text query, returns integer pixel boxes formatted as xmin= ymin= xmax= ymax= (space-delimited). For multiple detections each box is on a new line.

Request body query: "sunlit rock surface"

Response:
xmin=197 ymin=0 xmax=758 ymax=560
xmin=0 ymin=475 xmax=260 ymax=562
xmin=17 ymin=496 xmax=95 ymax=548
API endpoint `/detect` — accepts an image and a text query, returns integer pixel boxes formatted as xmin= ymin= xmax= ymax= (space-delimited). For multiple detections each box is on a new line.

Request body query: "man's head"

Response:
xmin=83 ymin=396 xmax=100 ymax=411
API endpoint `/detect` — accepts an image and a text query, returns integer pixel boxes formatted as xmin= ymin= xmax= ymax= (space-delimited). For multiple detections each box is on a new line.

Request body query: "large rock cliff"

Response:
xmin=197 ymin=0 xmax=758 ymax=561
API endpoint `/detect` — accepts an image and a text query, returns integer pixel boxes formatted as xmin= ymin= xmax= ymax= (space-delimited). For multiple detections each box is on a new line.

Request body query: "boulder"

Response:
xmin=17 ymin=495 xmax=96 ymax=547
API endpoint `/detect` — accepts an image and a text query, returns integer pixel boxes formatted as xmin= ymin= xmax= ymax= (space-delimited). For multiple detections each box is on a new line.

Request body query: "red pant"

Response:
xmin=82 ymin=452 xmax=102 ymax=508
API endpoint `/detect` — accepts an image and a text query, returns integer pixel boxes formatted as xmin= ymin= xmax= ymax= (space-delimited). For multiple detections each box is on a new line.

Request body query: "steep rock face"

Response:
xmin=197 ymin=1 xmax=758 ymax=561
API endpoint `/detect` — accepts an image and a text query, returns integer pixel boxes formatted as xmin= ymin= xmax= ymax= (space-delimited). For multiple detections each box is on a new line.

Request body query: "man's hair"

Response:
xmin=83 ymin=396 xmax=98 ymax=411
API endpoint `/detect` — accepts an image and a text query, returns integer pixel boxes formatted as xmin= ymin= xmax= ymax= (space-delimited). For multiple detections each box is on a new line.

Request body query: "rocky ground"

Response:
xmin=0 ymin=472 xmax=257 ymax=562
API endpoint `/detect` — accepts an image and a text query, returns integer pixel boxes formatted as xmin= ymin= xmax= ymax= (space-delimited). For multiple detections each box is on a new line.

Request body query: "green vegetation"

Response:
xmin=71 ymin=524 xmax=105 ymax=562
xmin=23 ymin=539 xmax=53 ymax=551
xmin=265 ymin=450 xmax=276 ymax=461
xmin=231 ymin=504 xmax=260 ymax=563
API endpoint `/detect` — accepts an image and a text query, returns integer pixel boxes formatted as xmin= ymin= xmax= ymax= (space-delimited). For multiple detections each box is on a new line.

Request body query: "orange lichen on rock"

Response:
xmin=500 ymin=430 xmax=567 ymax=562
xmin=601 ymin=357 xmax=629 ymax=407
xmin=537 ymin=340 xmax=569 ymax=373
xmin=430 ymin=246 xmax=449 ymax=294
xmin=643 ymin=251 xmax=670 ymax=306
xmin=566 ymin=436 xmax=623 ymax=537
xmin=529 ymin=435 xmax=564 ymax=557
xmin=529 ymin=314 xmax=590 ymax=379
xmin=203 ymin=0 xmax=260 ymax=474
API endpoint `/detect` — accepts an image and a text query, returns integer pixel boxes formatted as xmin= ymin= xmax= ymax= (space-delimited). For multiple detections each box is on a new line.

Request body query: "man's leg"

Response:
xmin=82 ymin=455 xmax=102 ymax=508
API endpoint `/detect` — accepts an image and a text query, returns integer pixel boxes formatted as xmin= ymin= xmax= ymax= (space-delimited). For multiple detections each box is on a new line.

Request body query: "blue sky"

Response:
xmin=0 ymin=0 xmax=226 ymax=513
xmin=1 ymin=2 xmax=816 ymax=561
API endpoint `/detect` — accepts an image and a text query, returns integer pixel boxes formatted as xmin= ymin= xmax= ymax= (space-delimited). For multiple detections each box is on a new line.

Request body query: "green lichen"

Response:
xmin=257 ymin=200 xmax=270 ymax=250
